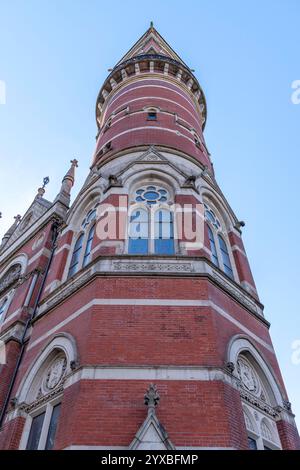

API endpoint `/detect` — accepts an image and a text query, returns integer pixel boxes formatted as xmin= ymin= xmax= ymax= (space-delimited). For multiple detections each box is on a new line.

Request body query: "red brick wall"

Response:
xmin=55 ymin=380 xmax=248 ymax=449
xmin=277 ymin=419 xmax=300 ymax=450
xmin=0 ymin=340 xmax=21 ymax=413
xmin=0 ymin=416 xmax=25 ymax=450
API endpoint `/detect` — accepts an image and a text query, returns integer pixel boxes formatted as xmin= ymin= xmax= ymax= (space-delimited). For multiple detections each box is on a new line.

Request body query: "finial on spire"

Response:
xmin=42 ymin=176 xmax=50 ymax=188
xmin=36 ymin=176 xmax=50 ymax=199
xmin=70 ymin=159 xmax=78 ymax=168
xmin=150 ymin=21 xmax=154 ymax=28
xmin=144 ymin=384 xmax=160 ymax=415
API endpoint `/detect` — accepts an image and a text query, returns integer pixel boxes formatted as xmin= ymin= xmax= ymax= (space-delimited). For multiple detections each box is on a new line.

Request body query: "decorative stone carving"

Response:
xmin=238 ymin=385 xmax=277 ymax=418
xmin=283 ymin=400 xmax=292 ymax=412
xmin=144 ymin=384 xmax=160 ymax=414
xmin=243 ymin=411 xmax=254 ymax=431
xmin=225 ymin=361 xmax=235 ymax=374
xmin=113 ymin=261 xmax=193 ymax=273
xmin=237 ymin=357 xmax=259 ymax=393
xmin=142 ymin=153 xmax=163 ymax=162
xmin=0 ymin=264 xmax=22 ymax=295
xmin=45 ymin=356 xmax=67 ymax=391
xmin=261 ymin=421 xmax=273 ymax=441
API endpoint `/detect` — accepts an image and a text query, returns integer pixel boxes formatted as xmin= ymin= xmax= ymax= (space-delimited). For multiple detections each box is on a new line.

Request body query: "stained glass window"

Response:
xmin=134 ymin=186 xmax=169 ymax=205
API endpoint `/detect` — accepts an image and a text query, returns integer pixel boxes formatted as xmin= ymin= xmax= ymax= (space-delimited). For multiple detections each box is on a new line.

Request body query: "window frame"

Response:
xmin=217 ymin=233 xmax=234 ymax=280
xmin=0 ymin=297 xmax=8 ymax=323
xmin=66 ymin=208 xmax=97 ymax=280
xmin=128 ymin=204 xmax=176 ymax=256
xmin=67 ymin=232 xmax=84 ymax=279
xmin=20 ymin=395 xmax=62 ymax=450
xmin=205 ymin=216 xmax=236 ymax=282
xmin=82 ymin=223 xmax=96 ymax=267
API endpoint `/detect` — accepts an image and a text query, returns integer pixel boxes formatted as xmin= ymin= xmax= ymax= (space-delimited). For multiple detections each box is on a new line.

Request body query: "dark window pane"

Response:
xmin=147 ymin=112 xmax=157 ymax=120
xmin=207 ymin=226 xmax=219 ymax=267
xmin=26 ymin=412 xmax=45 ymax=450
xmin=248 ymin=437 xmax=258 ymax=450
xmin=83 ymin=225 xmax=95 ymax=267
xmin=218 ymin=234 xmax=234 ymax=279
xmin=0 ymin=298 xmax=7 ymax=318
xmin=45 ymin=404 xmax=61 ymax=450
xmin=68 ymin=234 xmax=84 ymax=278
xmin=264 ymin=446 xmax=272 ymax=450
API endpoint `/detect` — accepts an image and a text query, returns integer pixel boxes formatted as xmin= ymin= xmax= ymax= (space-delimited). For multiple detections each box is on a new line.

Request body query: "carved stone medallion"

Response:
xmin=45 ymin=356 xmax=67 ymax=391
xmin=237 ymin=357 xmax=258 ymax=393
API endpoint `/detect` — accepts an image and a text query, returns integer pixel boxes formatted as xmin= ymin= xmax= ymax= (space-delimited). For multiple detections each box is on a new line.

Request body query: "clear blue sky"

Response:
xmin=0 ymin=0 xmax=299 ymax=427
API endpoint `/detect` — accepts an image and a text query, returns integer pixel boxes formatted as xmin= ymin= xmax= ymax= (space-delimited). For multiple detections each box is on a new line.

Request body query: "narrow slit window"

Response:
xmin=68 ymin=233 xmax=84 ymax=278
xmin=154 ymin=209 xmax=174 ymax=255
xmin=26 ymin=412 xmax=46 ymax=450
xmin=83 ymin=224 xmax=95 ymax=267
xmin=0 ymin=298 xmax=7 ymax=320
xmin=45 ymin=404 xmax=61 ymax=450
xmin=207 ymin=225 xmax=219 ymax=267
xmin=128 ymin=209 xmax=149 ymax=254
xmin=218 ymin=234 xmax=234 ymax=279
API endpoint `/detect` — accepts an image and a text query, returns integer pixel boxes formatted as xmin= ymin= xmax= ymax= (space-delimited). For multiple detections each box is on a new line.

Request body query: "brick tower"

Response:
xmin=0 ymin=25 xmax=299 ymax=450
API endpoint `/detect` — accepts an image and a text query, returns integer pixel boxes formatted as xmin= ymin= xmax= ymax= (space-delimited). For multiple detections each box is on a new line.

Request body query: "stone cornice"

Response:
xmin=0 ymin=321 xmax=25 ymax=344
xmin=36 ymin=255 xmax=267 ymax=326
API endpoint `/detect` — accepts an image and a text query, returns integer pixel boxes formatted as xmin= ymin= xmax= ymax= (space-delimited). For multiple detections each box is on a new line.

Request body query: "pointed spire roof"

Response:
xmin=1 ymin=215 xmax=22 ymax=248
xmin=54 ymin=159 xmax=78 ymax=207
xmin=0 ymin=178 xmax=52 ymax=253
xmin=115 ymin=23 xmax=190 ymax=69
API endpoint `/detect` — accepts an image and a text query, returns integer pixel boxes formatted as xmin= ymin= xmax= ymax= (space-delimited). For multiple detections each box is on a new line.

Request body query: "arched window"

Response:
xmin=67 ymin=234 xmax=84 ymax=278
xmin=83 ymin=223 xmax=95 ymax=267
xmin=67 ymin=208 xmax=97 ymax=278
xmin=236 ymin=354 xmax=282 ymax=450
xmin=26 ymin=403 xmax=61 ymax=450
xmin=0 ymin=298 xmax=7 ymax=320
xmin=218 ymin=234 xmax=234 ymax=279
xmin=204 ymin=203 xmax=234 ymax=280
xmin=21 ymin=352 xmax=67 ymax=450
xmin=207 ymin=226 xmax=219 ymax=267
xmin=154 ymin=209 xmax=174 ymax=255
xmin=128 ymin=185 xmax=174 ymax=255
xmin=128 ymin=209 xmax=149 ymax=254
